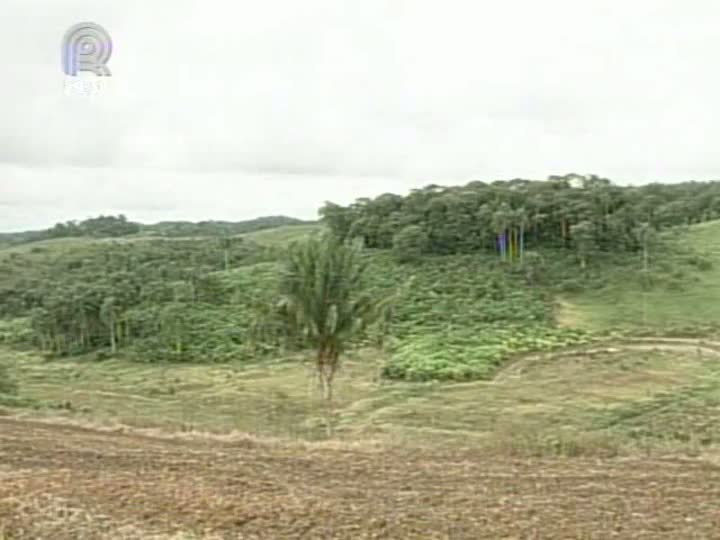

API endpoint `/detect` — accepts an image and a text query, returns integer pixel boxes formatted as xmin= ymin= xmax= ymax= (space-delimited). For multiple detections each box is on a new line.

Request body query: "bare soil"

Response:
xmin=2 ymin=418 xmax=720 ymax=539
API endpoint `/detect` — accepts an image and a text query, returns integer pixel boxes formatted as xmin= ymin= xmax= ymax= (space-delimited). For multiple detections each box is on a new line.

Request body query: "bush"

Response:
xmin=686 ymin=255 xmax=714 ymax=271
xmin=392 ymin=225 xmax=429 ymax=263
xmin=382 ymin=326 xmax=592 ymax=382
xmin=639 ymin=271 xmax=655 ymax=291
xmin=665 ymin=278 xmax=685 ymax=291
xmin=0 ymin=318 xmax=33 ymax=345
xmin=522 ymin=251 xmax=545 ymax=284
xmin=0 ymin=363 xmax=17 ymax=395
xmin=558 ymin=278 xmax=584 ymax=293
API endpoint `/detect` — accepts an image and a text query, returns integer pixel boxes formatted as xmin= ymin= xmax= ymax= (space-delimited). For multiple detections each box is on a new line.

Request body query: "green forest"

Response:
xmin=2 ymin=173 xmax=720 ymax=389
xmin=320 ymin=173 xmax=720 ymax=258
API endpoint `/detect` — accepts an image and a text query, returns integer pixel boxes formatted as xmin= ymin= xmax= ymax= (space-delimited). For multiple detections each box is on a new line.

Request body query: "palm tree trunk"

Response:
xmin=109 ymin=318 xmax=116 ymax=353
xmin=510 ymin=229 xmax=515 ymax=261
xmin=316 ymin=346 xmax=337 ymax=437
xmin=323 ymin=375 xmax=333 ymax=401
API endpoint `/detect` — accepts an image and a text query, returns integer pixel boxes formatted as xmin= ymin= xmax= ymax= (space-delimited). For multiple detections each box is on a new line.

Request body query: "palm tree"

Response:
xmin=218 ymin=235 xmax=232 ymax=271
xmin=278 ymin=232 xmax=395 ymax=402
xmin=634 ymin=222 xmax=658 ymax=326
xmin=570 ymin=220 xmax=595 ymax=269
xmin=492 ymin=205 xmax=511 ymax=262
xmin=100 ymin=296 xmax=119 ymax=353
xmin=516 ymin=207 xmax=529 ymax=264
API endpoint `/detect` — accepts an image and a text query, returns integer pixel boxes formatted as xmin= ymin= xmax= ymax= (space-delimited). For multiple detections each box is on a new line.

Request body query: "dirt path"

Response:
xmin=494 ymin=336 xmax=720 ymax=382
xmin=2 ymin=417 xmax=720 ymax=539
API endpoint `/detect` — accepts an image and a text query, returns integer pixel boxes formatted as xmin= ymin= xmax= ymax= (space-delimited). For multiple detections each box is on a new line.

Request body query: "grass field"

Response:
xmin=239 ymin=224 xmax=322 ymax=245
xmin=4 ymin=338 xmax=720 ymax=538
xmin=558 ymin=220 xmax=720 ymax=331
xmin=5 ymin=335 xmax=720 ymax=452
xmin=0 ymin=223 xmax=322 ymax=256
xmin=0 ymin=236 xmax=95 ymax=256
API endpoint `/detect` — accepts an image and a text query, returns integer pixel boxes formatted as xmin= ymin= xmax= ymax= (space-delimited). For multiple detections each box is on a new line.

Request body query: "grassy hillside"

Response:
xmin=5 ymin=338 xmax=720 ymax=453
xmin=3 ymin=216 xmax=720 ymax=454
xmin=559 ymin=220 xmax=720 ymax=332
xmin=2 ymin=220 xmax=719 ymax=374
xmin=0 ymin=222 xmax=592 ymax=378
xmin=137 ymin=216 xmax=316 ymax=237
xmin=0 ymin=215 xmax=316 ymax=249
xmin=240 ymin=223 xmax=323 ymax=245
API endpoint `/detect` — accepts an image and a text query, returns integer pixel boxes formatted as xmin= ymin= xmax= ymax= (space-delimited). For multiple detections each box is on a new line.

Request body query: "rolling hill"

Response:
xmin=3 ymin=209 xmax=720 ymax=538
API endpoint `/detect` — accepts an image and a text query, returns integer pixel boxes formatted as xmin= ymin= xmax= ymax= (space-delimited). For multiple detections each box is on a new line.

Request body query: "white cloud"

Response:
xmin=3 ymin=0 xmax=720 ymax=230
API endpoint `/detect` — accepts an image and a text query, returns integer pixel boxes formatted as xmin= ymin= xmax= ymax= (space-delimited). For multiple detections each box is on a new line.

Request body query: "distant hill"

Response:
xmin=138 ymin=216 xmax=315 ymax=238
xmin=0 ymin=215 xmax=316 ymax=248
xmin=0 ymin=230 xmax=48 ymax=248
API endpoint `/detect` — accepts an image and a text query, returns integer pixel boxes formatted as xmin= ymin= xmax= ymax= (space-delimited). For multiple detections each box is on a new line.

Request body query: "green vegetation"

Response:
xmin=139 ymin=216 xmax=315 ymax=238
xmin=3 ymin=178 xmax=720 ymax=380
xmin=240 ymin=223 xmax=322 ymax=246
xmin=0 ymin=361 xmax=16 ymax=396
xmin=5 ymin=343 xmax=720 ymax=452
xmin=392 ymin=224 xmax=429 ymax=262
xmin=362 ymin=253 xmax=591 ymax=380
xmin=3 ymin=177 xmax=720 ymax=453
xmin=559 ymin=221 xmax=720 ymax=332
xmin=320 ymin=174 xmax=720 ymax=261
xmin=0 ymin=214 xmax=315 ymax=248
xmin=275 ymin=233 xmax=397 ymax=400
xmin=0 ymin=235 xmax=278 ymax=361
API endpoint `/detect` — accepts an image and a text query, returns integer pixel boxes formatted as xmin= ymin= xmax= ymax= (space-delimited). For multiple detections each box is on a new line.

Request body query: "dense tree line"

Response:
xmin=319 ymin=174 xmax=720 ymax=264
xmin=2 ymin=175 xmax=719 ymax=372
xmin=0 ymin=236 xmax=274 ymax=359
xmin=47 ymin=215 xmax=141 ymax=239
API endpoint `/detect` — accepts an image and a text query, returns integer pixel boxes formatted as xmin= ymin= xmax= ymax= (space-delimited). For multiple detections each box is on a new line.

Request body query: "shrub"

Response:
xmin=0 ymin=363 xmax=17 ymax=395
xmin=382 ymin=326 xmax=592 ymax=382
xmin=0 ymin=318 xmax=33 ymax=345
xmin=686 ymin=255 xmax=713 ymax=271
xmin=665 ymin=278 xmax=685 ymax=291
xmin=522 ymin=251 xmax=545 ymax=284
xmin=558 ymin=278 xmax=583 ymax=293
xmin=392 ymin=225 xmax=429 ymax=263
xmin=639 ymin=271 xmax=655 ymax=291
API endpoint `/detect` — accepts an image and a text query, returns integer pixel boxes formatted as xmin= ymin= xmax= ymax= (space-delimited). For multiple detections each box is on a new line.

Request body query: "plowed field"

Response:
xmin=2 ymin=418 xmax=720 ymax=539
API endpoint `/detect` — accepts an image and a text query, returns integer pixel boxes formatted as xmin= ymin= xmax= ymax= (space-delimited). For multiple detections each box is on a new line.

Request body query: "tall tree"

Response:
xmin=492 ymin=204 xmax=512 ymax=262
xmin=570 ymin=221 xmax=595 ymax=269
xmin=277 ymin=233 xmax=395 ymax=402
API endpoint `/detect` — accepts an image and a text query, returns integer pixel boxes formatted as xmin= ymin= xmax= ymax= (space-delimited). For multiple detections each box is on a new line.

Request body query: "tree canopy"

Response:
xmin=319 ymin=174 xmax=720 ymax=261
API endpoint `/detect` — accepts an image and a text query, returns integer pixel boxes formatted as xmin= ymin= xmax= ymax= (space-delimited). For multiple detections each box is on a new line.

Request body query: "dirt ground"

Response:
xmin=2 ymin=418 xmax=720 ymax=539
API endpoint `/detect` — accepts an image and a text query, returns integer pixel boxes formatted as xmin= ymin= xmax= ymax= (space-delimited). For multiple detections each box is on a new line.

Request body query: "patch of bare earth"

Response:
xmin=1 ymin=418 xmax=720 ymax=538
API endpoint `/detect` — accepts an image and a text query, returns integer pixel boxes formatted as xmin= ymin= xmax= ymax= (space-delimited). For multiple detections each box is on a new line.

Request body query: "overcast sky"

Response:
xmin=3 ymin=0 xmax=720 ymax=231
